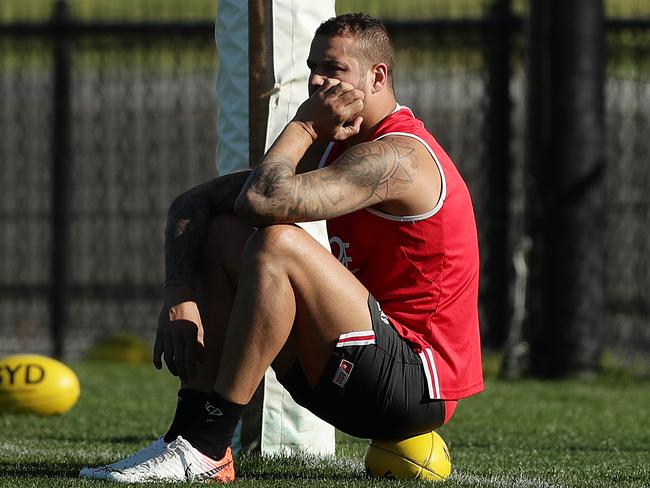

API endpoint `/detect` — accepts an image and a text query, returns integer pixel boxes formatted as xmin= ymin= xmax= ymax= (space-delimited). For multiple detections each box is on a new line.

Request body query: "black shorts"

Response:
xmin=278 ymin=294 xmax=446 ymax=440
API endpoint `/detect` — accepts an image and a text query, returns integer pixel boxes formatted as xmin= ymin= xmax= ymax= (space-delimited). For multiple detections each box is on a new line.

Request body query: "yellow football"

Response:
xmin=364 ymin=430 xmax=452 ymax=481
xmin=0 ymin=354 xmax=80 ymax=416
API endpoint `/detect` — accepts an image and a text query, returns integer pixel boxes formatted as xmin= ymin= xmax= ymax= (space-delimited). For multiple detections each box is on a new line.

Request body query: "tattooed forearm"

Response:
xmin=236 ymin=137 xmax=419 ymax=225
xmin=248 ymin=159 xmax=296 ymax=206
xmin=164 ymin=170 xmax=251 ymax=288
xmin=235 ymin=158 xmax=299 ymax=222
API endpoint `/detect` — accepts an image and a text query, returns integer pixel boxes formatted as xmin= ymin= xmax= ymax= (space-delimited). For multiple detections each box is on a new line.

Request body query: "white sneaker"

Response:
xmin=79 ymin=436 xmax=169 ymax=480
xmin=107 ymin=435 xmax=235 ymax=483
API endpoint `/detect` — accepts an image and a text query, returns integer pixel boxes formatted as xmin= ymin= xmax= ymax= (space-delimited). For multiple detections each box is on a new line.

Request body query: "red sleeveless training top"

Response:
xmin=322 ymin=105 xmax=483 ymax=400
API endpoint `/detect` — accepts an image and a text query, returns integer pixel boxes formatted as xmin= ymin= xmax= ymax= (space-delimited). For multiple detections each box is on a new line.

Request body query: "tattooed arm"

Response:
xmin=235 ymin=124 xmax=426 ymax=225
xmin=155 ymin=170 xmax=254 ymax=377
xmin=235 ymin=78 xmax=436 ymax=225
xmin=164 ymin=170 xmax=251 ymax=288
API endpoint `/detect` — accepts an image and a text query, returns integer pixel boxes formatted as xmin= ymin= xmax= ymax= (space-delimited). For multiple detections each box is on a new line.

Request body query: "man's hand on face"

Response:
xmin=153 ymin=288 xmax=205 ymax=380
xmin=294 ymin=78 xmax=365 ymax=142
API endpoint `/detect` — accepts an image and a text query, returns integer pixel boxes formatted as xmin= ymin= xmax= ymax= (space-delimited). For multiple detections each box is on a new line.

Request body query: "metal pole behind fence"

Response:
xmin=51 ymin=0 xmax=71 ymax=358
xmin=526 ymin=0 xmax=605 ymax=377
xmin=484 ymin=0 xmax=512 ymax=349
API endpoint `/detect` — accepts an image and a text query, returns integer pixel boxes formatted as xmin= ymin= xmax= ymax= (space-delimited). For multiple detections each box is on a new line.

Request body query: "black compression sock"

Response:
xmin=164 ymin=389 xmax=210 ymax=443
xmin=181 ymin=391 xmax=246 ymax=460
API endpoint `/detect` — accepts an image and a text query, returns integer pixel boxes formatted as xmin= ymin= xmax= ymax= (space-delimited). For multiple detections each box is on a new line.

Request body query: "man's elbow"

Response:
xmin=234 ymin=190 xmax=274 ymax=226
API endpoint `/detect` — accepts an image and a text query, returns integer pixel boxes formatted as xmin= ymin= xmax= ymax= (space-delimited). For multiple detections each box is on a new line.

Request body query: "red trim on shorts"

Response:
xmin=418 ymin=348 xmax=442 ymax=399
xmin=336 ymin=331 xmax=376 ymax=347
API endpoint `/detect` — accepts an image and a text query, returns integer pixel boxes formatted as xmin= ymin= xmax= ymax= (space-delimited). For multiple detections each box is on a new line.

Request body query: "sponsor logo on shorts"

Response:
xmin=332 ymin=359 xmax=354 ymax=388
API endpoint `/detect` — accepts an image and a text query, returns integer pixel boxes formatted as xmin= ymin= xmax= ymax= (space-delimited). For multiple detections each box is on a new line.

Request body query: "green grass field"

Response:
xmin=1 ymin=361 xmax=649 ymax=487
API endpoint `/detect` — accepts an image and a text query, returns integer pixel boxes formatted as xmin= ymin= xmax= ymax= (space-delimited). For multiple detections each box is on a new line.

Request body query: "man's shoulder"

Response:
xmin=375 ymin=105 xmax=425 ymax=136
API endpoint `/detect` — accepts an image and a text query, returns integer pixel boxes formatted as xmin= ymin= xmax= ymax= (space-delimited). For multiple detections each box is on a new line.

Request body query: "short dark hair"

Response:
xmin=315 ymin=13 xmax=394 ymax=88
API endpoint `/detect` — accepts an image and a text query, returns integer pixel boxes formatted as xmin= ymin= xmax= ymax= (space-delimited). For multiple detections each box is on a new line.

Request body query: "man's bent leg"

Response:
xmin=216 ymin=224 xmax=373 ymax=403
xmin=179 ymin=224 xmax=374 ymax=461
xmin=178 ymin=225 xmax=372 ymax=459
xmin=80 ymin=215 xmax=252 ymax=481
xmin=184 ymin=214 xmax=253 ymax=391
xmin=165 ymin=214 xmax=252 ymax=440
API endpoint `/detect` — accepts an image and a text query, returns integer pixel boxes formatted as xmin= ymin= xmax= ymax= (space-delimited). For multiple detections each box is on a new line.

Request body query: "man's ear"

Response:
xmin=371 ymin=63 xmax=389 ymax=93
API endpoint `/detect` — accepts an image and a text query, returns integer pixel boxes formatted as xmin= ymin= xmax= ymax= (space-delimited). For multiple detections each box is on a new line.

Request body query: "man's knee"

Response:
xmin=245 ymin=224 xmax=307 ymax=262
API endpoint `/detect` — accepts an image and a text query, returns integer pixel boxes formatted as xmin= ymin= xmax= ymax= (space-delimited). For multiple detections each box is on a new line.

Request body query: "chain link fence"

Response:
xmin=1 ymin=3 xmax=218 ymax=356
xmin=0 ymin=1 xmax=648 ymax=369
xmin=604 ymin=23 xmax=650 ymax=368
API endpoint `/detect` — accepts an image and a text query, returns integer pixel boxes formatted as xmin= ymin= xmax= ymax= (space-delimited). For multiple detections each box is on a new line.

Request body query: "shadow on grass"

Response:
xmin=236 ymin=454 xmax=368 ymax=482
xmin=0 ymin=460 xmax=79 ymax=479
xmin=0 ymin=457 xmax=369 ymax=483
xmin=237 ymin=469 xmax=368 ymax=483
xmin=28 ymin=433 xmax=158 ymax=444
xmin=451 ymin=440 xmax=650 ymax=454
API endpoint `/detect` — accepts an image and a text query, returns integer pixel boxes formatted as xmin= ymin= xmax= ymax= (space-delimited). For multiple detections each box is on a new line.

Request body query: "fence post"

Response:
xmin=484 ymin=0 xmax=512 ymax=348
xmin=51 ymin=0 xmax=72 ymax=358
xmin=525 ymin=0 xmax=605 ymax=377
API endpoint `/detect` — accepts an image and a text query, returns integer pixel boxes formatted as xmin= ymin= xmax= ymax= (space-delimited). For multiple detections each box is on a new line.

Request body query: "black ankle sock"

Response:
xmin=182 ymin=391 xmax=246 ymax=460
xmin=164 ymin=389 xmax=210 ymax=443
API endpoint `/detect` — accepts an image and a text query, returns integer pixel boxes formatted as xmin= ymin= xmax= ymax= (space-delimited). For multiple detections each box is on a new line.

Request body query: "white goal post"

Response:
xmin=215 ymin=0 xmax=337 ymax=456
